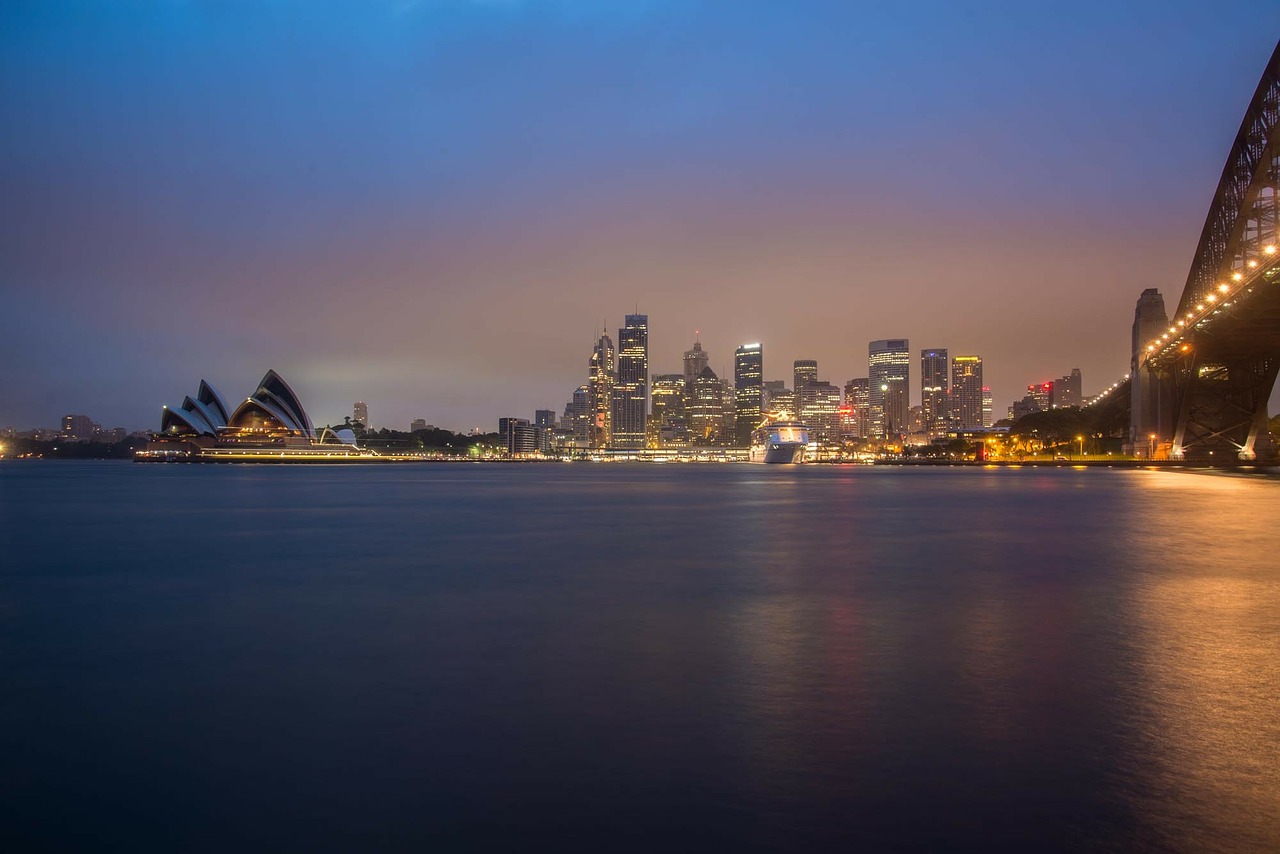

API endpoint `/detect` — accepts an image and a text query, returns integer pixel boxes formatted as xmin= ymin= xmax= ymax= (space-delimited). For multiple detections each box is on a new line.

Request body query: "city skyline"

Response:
xmin=2 ymin=4 xmax=1279 ymax=432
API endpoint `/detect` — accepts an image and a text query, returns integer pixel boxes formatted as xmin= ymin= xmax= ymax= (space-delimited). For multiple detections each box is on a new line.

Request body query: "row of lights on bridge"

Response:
xmin=1145 ymin=244 xmax=1277 ymax=357
xmin=1086 ymin=243 xmax=1278 ymax=408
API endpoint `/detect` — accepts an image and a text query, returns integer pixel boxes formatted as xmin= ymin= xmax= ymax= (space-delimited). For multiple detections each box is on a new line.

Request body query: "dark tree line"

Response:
xmin=3 ymin=437 xmax=148 ymax=459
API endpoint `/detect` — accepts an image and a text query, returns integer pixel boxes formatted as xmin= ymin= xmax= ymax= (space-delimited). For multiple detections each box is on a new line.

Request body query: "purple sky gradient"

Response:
xmin=2 ymin=2 xmax=1278 ymax=431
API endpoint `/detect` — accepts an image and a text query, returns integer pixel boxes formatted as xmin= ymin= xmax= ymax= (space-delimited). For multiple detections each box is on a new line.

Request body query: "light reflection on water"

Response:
xmin=1122 ymin=474 xmax=1280 ymax=852
xmin=0 ymin=462 xmax=1278 ymax=850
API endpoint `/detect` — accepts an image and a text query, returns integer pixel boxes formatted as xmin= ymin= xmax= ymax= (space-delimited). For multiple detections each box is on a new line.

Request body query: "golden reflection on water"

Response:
xmin=718 ymin=468 xmax=1280 ymax=846
xmin=1127 ymin=471 xmax=1280 ymax=852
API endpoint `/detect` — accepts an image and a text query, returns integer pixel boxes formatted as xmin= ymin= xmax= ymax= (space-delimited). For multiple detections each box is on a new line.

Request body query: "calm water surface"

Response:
xmin=2 ymin=462 xmax=1279 ymax=851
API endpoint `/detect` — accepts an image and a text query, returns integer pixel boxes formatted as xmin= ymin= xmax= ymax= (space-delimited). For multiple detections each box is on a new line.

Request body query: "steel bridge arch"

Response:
xmin=1177 ymin=41 xmax=1280 ymax=319
xmin=1129 ymin=40 xmax=1280 ymax=462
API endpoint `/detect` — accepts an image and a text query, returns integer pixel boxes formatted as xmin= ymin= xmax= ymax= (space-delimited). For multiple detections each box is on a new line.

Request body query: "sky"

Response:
xmin=2 ymin=1 xmax=1278 ymax=432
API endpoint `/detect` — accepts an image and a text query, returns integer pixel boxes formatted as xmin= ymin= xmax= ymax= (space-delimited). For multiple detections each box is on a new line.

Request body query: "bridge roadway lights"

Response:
xmin=1139 ymin=273 xmax=1280 ymax=463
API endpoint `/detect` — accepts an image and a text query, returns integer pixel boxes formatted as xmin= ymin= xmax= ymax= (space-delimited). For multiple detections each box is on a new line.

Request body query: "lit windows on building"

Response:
xmin=588 ymin=331 xmax=616 ymax=449
xmin=611 ymin=314 xmax=648 ymax=449
xmin=844 ymin=378 xmax=870 ymax=438
xmin=869 ymin=339 xmax=910 ymax=437
xmin=951 ymin=355 xmax=984 ymax=430
xmin=793 ymin=360 xmax=817 ymax=393
xmin=921 ymin=349 xmax=948 ymax=436
xmin=649 ymin=374 xmax=688 ymax=448
xmin=734 ymin=343 xmax=763 ymax=447
xmin=689 ymin=366 xmax=727 ymax=444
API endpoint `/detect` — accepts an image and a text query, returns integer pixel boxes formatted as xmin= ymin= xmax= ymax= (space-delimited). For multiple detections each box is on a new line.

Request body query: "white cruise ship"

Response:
xmin=749 ymin=414 xmax=810 ymax=463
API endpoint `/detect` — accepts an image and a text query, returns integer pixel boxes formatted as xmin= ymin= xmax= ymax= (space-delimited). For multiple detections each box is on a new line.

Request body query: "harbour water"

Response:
xmin=2 ymin=462 xmax=1279 ymax=851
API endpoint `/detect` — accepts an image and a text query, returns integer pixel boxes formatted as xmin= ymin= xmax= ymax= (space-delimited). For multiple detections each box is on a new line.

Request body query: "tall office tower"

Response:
xmin=844 ymin=378 xmax=871 ymax=438
xmin=688 ymin=366 xmax=726 ymax=443
xmin=869 ymin=339 xmax=910 ymax=437
xmin=588 ymin=331 xmax=616 ymax=449
xmin=794 ymin=359 xmax=820 ymax=428
xmin=981 ymin=387 xmax=993 ymax=427
xmin=720 ymin=381 xmax=737 ymax=439
xmin=410 ymin=418 xmax=427 ymax=432
xmin=567 ymin=385 xmax=592 ymax=445
xmin=534 ymin=409 xmax=556 ymax=429
xmin=920 ymin=349 xmax=949 ymax=436
xmin=793 ymin=360 xmax=818 ymax=393
xmin=353 ymin=401 xmax=369 ymax=429
xmin=1130 ymin=289 xmax=1170 ymax=450
xmin=683 ymin=337 xmax=710 ymax=388
xmin=610 ymin=314 xmax=649 ymax=449
xmin=951 ymin=355 xmax=984 ymax=429
xmin=734 ymin=343 xmax=763 ymax=446
xmin=649 ymin=374 xmax=687 ymax=447
xmin=1051 ymin=368 xmax=1083 ymax=408
xmin=803 ymin=381 xmax=842 ymax=443
xmin=1028 ymin=381 xmax=1053 ymax=412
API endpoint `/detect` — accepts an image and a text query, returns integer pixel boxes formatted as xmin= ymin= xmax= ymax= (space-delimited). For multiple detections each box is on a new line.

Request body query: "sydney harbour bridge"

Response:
xmin=1117 ymin=39 xmax=1280 ymax=463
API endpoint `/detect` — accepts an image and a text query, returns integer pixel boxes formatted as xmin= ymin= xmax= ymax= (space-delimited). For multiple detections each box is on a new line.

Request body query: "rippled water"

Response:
xmin=2 ymin=462 xmax=1278 ymax=851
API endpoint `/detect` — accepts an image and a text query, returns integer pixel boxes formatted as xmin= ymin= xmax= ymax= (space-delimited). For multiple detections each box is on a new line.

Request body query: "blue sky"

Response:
xmin=2 ymin=1 xmax=1277 ymax=430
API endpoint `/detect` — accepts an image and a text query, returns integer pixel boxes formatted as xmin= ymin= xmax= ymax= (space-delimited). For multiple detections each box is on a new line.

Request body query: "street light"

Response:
xmin=1076 ymin=435 xmax=1084 ymax=458
xmin=1149 ymin=433 xmax=1156 ymax=459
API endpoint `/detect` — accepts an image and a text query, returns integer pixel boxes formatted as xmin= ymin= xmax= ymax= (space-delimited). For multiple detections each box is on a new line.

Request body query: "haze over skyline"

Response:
xmin=3 ymin=2 xmax=1278 ymax=431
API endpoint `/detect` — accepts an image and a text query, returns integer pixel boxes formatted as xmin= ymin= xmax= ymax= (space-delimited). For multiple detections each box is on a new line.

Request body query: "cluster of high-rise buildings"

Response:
xmin=495 ymin=316 xmax=1084 ymax=454
xmin=1006 ymin=369 xmax=1083 ymax=420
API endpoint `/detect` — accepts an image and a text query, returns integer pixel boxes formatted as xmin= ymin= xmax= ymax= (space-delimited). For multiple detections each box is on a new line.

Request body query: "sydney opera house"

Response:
xmin=140 ymin=370 xmax=373 ymax=462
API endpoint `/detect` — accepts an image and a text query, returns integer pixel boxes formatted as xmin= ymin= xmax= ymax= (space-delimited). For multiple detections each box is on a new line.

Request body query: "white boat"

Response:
xmin=749 ymin=414 xmax=810 ymax=463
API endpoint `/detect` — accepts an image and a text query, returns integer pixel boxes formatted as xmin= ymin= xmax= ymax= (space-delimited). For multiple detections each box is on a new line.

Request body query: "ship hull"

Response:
xmin=749 ymin=420 xmax=810 ymax=463
xmin=750 ymin=441 xmax=807 ymax=464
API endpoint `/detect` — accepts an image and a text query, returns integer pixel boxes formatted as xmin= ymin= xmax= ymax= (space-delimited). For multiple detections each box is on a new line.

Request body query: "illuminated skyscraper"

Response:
xmin=353 ymin=401 xmax=369 ymax=429
xmin=921 ymin=349 xmax=948 ymax=436
xmin=610 ymin=314 xmax=648 ymax=449
xmin=1028 ymin=381 xmax=1052 ymax=413
xmin=869 ymin=339 xmax=910 ymax=437
xmin=649 ymin=374 xmax=687 ymax=447
xmin=588 ymin=331 xmax=615 ymax=449
xmin=844 ymin=378 xmax=870 ymax=438
xmin=981 ymin=387 xmax=993 ymax=427
xmin=951 ymin=355 xmax=983 ymax=430
xmin=803 ymin=380 xmax=842 ymax=444
xmin=734 ymin=343 xmax=763 ymax=446
xmin=689 ymin=366 xmax=727 ymax=443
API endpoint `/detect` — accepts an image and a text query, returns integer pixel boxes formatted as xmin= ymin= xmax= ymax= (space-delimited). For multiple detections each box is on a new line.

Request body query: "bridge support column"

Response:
xmin=1169 ymin=352 xmax=1279 ymax=462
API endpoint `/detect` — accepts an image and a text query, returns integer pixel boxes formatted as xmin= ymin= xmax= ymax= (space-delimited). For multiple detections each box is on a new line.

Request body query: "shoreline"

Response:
xmin=3 ymin=456 xmax=1275 ymax=472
